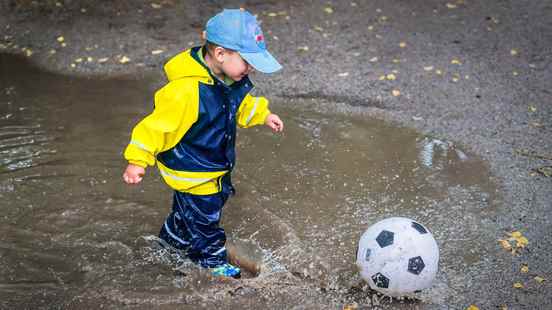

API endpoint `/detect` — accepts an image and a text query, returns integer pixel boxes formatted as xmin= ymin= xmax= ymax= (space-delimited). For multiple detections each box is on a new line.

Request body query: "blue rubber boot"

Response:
xmin=211 ymin=263 xmax=241 ymax=279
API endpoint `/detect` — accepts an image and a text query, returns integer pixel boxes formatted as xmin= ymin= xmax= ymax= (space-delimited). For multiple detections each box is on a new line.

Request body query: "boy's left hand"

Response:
xmin=265 ymin=114 xmax=284 ymax=133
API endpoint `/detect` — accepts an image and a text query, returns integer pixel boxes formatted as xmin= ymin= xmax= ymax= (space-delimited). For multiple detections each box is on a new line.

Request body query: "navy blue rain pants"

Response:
xmin=159 ymin=183 xmax=233 ymax=268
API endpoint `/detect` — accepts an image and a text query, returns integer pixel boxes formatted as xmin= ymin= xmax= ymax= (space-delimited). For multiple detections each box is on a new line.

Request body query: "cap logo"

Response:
xmin=253 ymin=26 xmax=266 ymax=49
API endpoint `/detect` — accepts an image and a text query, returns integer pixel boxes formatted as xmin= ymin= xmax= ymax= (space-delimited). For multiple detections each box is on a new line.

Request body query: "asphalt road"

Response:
xmin=1 ymin=0 xmax=551 ymax=309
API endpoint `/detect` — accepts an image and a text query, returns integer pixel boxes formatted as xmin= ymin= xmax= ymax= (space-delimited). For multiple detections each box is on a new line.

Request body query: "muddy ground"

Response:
xmin=1 ymin=0 xmax=551 ymax=309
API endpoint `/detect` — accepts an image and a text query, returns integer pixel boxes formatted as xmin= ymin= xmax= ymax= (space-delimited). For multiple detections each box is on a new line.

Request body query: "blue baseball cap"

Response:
xmin=205 ymin=9 xmax=282 ymax=73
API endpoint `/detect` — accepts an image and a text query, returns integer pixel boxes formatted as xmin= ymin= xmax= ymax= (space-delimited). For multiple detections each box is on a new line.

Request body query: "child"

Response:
xmin=122 ymin=8 xmax=283 ymax=278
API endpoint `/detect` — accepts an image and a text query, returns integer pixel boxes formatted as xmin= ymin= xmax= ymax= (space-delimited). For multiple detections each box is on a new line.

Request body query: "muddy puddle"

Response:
xmin=0 ymin=53 xmax=500 ymax=309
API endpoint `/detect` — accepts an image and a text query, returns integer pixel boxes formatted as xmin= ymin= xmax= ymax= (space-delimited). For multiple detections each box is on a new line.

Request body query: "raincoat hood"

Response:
xmin=163 ymin=48 xmax=211 ymax=83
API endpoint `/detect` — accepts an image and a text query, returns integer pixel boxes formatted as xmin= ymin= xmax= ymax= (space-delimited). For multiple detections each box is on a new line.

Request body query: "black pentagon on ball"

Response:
xmin=365 ymin=248 xmax=371 ymax=261
xmin=375 ymin=230 xmax=394 ymax=248
xmin=411 ymin=221 xmax=428 ymax=234
xmin=408 ymin=256 xmax=425 ymax=275
xmin=371 ymin=272 xmax=390 ymax=288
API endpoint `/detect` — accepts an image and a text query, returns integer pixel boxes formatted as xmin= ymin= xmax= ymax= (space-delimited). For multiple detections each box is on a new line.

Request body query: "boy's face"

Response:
xmin=217 ymin=48 xmax=254 ymax=81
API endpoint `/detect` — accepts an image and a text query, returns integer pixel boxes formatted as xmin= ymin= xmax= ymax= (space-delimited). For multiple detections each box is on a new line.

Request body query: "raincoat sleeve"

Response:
xmin=123 ymin=80 xmax=199 ymax=168
xmin=237 ymin=94 xmax=271 ymax=128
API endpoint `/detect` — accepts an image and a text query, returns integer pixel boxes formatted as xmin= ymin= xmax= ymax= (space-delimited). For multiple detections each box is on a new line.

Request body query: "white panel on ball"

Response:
xmin=356 ymin=217 xmax=439 ymax=296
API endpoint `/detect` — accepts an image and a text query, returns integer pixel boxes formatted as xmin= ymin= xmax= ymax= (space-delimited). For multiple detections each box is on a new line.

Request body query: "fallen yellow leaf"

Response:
xmin=424 ymin=66 xmax=434 ymax=71
xmin=22 ymin=48 xmax=33 ymax=57
xmin=500 ymin=305 xmax=508 ymax=310
xmin=119 ymin=56 xmax=131 ymax=64
xmin=392 ymin=89 xmax=401 ymax=97
xmin=313 ymin=26 xmax=324 ymax=32
xmin=510 ymin=231 xmax=522 ymax=238
xmin=520 ymin=265 xmax=529 ymax=273
xmin=500 ymin=231 xmax=529 ymax=254
xmin=446 ymin=3 xmax=458 ymax=9
xmin=369 ymin=57 xmax=378 ymax=62
xmin=151 ymin=50 xmax=164 ymax=55
xmin=386 ymin=73 xmax=396 ymax=80
xmin=151 ymin=3 xmax=161 ymax=9
xmin=399 ymin=42 xmax=407 ymax=48
xmin=466 ymin=305 xmax=479 ymax=310
xmin=513 ymin=282 xmax=524 ymax=289
xmin=510 ymin=49 xmax=518 ymax=56
xmin=267 ymin=12 xmax=277 ymax=17
xmin=435 ymin=69 xmax=443 ymax=75
xmin=57 ymin=36 xmax=65 ymax=43
xmin=368 ymin=25 xmax=374 ymax=31
xmin=297 ymin=46 xmax=309 ymax=52
xmin=343 ymin=304 xmax=358 ymax=310
xmin=98 ymin=57 xmax=109 ymax=63
xmin=528 ymin=105 xmax=537 ymax=113
xmin=75 ymin=58 xmax=83 ymax=63
xmin=451 ymin=59 xmax=462 ymax=65
xmin=499 ymin=239 xmax=512 ymax=250
xmin=516 ymin=236 xmax=528 ymax=248
xmin=534 ymin=276 xmax=545 ymax=283
xmin=324 ymin=7 xmax=333 ymax=14
xmin=378 ymin=75 xmax=386 ymax=80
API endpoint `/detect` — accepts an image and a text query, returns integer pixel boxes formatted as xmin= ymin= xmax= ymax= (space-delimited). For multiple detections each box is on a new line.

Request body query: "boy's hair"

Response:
xmin=204 ymin=41 xmax=235 ymax=57
xmin=204 ymin=41 xmax=218 ymax=57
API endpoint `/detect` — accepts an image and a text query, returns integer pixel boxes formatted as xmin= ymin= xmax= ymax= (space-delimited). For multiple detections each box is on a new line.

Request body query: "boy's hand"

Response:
xmin=123 ymin=164 xmax=145 ymax=184
xmin=265 ymin=113 xmax=284 ymax=133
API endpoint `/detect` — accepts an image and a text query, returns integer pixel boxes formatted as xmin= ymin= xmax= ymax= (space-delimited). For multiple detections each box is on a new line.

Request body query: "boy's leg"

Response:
xmin=159 ymin=194 xmax=193 ymax=251
xmin=171 ymin=190 xmax=229 ymax=268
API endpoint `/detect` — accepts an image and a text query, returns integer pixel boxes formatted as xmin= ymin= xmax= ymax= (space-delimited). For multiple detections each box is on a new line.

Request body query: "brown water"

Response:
xmin=0 ymin=53 xmax=499 ymax=309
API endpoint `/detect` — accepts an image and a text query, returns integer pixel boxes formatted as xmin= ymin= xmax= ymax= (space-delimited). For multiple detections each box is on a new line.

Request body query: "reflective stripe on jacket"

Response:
xmin=124 ymin=46 xmax=271 ymax=195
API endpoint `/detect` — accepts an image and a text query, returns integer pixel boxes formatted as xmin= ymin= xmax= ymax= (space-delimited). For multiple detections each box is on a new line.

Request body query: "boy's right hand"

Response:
xmin=123 ymin=164 xmax=145 ymax=184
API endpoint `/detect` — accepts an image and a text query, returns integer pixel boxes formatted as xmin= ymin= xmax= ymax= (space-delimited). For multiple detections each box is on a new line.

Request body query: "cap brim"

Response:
xmin=239 ymin=50 xmax=282 ymax=74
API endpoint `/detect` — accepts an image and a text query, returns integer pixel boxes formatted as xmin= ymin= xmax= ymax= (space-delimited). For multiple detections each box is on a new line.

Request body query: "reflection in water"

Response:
xmin=0 ymin=54 xmax=498 ymax=309
xmin=418 ymin=138 xmax=468 ymax=169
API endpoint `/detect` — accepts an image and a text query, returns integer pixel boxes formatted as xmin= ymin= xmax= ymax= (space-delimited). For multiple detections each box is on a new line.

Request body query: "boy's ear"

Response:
xmin=202 ymin=31 xmax=206 ymax=40
xmin=213 ymin=46 xmax=227 ymax=62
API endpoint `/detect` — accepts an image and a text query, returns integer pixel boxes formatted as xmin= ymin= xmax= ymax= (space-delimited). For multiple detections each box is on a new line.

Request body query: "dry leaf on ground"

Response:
xmin=499 ymin=231 xmax=529 ymax=254
xmin=534 ymin=276 xmax=545 ymax=283
xmin=513 ymin=282 xmax=524 ymax=289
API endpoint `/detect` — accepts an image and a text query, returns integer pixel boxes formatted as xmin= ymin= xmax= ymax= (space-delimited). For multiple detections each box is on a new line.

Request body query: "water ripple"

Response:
xmin=0 ymin=125 xmax=56 ymax=172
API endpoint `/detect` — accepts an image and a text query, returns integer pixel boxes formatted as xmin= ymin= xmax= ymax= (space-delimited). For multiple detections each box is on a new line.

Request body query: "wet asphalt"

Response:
xmin=1 ymin=0 xmax=551 ymax=309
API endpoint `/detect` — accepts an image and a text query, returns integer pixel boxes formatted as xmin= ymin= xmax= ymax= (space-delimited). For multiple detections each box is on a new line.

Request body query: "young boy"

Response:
xmin=122 ymin=9 xmax=283 ymax=278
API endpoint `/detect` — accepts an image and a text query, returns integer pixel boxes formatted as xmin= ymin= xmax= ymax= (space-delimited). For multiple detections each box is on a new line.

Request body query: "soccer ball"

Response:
xmin=356 ymin=217 xmax=439 ymax=296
